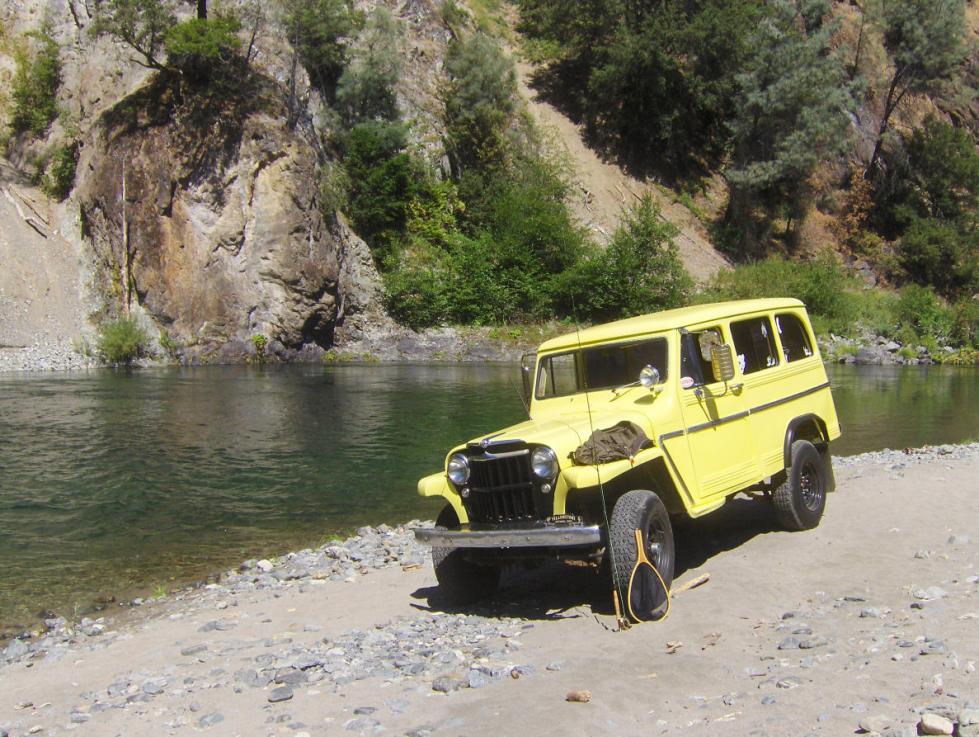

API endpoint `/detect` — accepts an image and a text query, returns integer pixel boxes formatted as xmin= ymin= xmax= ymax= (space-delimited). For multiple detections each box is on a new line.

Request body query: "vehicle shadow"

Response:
xmin=409 ymin=496 xmax=783 ymax=621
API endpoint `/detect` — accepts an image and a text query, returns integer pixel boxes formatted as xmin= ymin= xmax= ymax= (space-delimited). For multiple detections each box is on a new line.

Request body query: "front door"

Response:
xmin=676 ymin=325 xmax=759 ymax=507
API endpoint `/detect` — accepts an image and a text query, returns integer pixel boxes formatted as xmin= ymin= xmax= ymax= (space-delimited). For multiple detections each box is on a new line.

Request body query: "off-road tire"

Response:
xmin=773 ymin=439 xmax=827 ymax=531
xmin=609 ymin=490 xmax=675 ymax=604
xmin=431 ymin=505 xmax=500 ymax=604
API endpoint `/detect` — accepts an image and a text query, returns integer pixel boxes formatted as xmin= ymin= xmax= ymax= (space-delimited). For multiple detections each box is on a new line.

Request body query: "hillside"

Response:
xmin=0 ymin=0 xmax=975 ymax=366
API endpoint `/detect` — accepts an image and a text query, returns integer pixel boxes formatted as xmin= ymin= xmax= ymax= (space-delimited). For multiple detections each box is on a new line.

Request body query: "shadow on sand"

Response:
xmin=410 ymin=496 xmax=784 ymax=621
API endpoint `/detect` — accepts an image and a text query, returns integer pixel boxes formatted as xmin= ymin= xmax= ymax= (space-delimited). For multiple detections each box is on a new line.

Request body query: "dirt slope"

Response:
xmin=0 ymin=161 xmax=91 ymax=371
xmin=513 ymin=59 xmax=732 ymax=284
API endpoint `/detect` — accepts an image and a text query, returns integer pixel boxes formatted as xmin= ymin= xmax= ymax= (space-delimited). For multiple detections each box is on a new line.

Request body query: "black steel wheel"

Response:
xmin=608 ymin=490 xmax=675 ymax=604
xmin=773 ymin=439 xmax=828 ymax=530
xmin=431 ymin=504 xmax=500 ymax=604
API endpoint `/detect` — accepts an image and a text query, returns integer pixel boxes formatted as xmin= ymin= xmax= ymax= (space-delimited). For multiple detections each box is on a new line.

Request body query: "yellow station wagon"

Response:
xmin=414 ymin=299 xmax=842 ymax=609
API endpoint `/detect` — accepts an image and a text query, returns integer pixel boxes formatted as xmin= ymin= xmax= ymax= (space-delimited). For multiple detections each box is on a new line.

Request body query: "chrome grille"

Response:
xmin=463 ymin=449 xmax=550 ymax=525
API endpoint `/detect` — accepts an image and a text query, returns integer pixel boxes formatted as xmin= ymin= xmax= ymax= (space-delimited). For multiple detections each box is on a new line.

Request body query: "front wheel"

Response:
xmin=609 ymin=490 xmax=675 ymax=608
xmin=431 ymin=505 xmax=500 ymax=604
xmin=773 ymin=440 xmax=828 ymax=530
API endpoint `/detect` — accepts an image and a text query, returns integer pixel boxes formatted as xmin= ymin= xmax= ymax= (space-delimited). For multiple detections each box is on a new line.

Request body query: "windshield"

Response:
xmin=535 ymin=337 xmax=668 ymax=399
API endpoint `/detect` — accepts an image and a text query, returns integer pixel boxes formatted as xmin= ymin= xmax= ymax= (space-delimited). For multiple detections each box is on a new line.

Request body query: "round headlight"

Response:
xmin=531 ymin=446 xmax=559 ymax=479
xmin=447 ymin=453 xmax=470 ymax=485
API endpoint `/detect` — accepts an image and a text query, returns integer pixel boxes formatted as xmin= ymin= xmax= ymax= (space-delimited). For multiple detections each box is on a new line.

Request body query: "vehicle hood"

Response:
xmin=461 ymin=410 xmax=656 ymax=461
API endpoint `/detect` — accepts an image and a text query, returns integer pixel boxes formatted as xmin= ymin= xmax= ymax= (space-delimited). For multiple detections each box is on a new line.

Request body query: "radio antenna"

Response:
xmin=571 ymin=296 xmax=629 ymax=631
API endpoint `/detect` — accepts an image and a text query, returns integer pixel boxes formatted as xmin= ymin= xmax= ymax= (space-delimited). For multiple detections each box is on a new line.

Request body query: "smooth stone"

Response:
xmin=180 ymin=643 xmax=208 ymax=656
xmin=268 ymin=686 xmax=294 ymax=703
xmin=778 ymin=637 xmax=800 ymax=650
xmin=800 ymin=636 xmax=828 ymax=649
xmin=197 ymin=713 xmax=224 ymax=728
xmin=257 ymin=559 xmax=274 ymax=572
xmin=858 ymin=714 xmax=892 ymax=733
xmin=776 ymin=676 xmax=802 ymax=689
xmin=919 ymin=713 xmax=954 ymax=735
xmin=353 ymin=707 xmax=377 ymax=716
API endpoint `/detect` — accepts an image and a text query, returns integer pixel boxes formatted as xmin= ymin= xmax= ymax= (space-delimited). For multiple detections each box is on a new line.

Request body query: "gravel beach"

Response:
xmin=1 ymin=443 xmax=977 ymax=737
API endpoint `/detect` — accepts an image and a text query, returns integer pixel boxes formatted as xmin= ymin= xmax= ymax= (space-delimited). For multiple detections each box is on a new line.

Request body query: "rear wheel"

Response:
xmin=431 ymin=505 xmax=500 ymax=604
xmin=773 ymin=440 xmax=827 ymax=530
xmin=608 ymin=490 xmax=675 ymax=604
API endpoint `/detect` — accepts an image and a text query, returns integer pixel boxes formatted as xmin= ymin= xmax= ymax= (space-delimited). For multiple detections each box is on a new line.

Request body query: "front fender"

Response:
xmin=560 ymin=447 xmax=665 ymax=490
xmin=417 ymin=472 xmax=468 ymax=523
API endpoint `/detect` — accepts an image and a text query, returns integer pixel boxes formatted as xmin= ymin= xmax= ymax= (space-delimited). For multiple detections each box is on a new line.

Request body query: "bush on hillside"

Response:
xmin=164 ymin=16 xmax=243 ymax=82
xmin=341 ymin=121 xmax=421 ymax=260
xmin=40 ymin=141 xmax=79 ymax=200
xmin=555 ymin=196 xmax=691 ymax=321
xmin=97 ymin=317 xmax=150 ymax=364
xmin=10 ymin=27 xmax=60 ymax=136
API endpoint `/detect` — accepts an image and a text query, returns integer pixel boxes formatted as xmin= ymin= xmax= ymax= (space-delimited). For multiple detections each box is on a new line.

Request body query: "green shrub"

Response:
xmin=383 ymin=253 xmax=450 ymax=329
xmin=949 ymin=296 xmax=979 ymax=348
xmin=897 ymin=216 xmax=977 ymax=298
xmin=251 ymin=333 xmax=268 ymax=357
xmin=895 ymin=284 xmax=952 ymax=343
xmin=159 ymin=330 xmax=180 ymax=357
xmin=97 ymin=317 xmax=149 ymax=364
xmin=556 ymin=196 xmax=691 ymax=321
xmin=164 ymin=17 xmax=242 ymax=82
xmin=40 ymin=141 xmax=78 ymax=200
xmin=341 ymin=121 xmax=421 ymax=260
xmin=10 ymin=27 xmax=60 ymax=136
xmin=698 ymin=255 xmax=853 ymax=334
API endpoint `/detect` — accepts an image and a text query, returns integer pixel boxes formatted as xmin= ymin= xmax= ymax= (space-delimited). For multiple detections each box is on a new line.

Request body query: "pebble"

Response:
xmin=197 ymin=713 xmax=224 ymax=728
xmin=860 ymin=608 xmax=882 ymax=618
xmin=948 ymin=535 xmax=971 ymax=545
xmin=432 ymin=675 xmax=467 ymax=693
xmin=180 ymin=643 xmax=208 ymax=656
xmin=778 ymin=637 xmax=800 ymax=650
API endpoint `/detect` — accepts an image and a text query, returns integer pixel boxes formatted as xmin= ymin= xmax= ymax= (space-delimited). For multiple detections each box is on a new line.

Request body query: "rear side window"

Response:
xmin=536 ymin=352 xmax=578 ymax=398
xmin=731 ymin=317 xmax=779 ymax=374
xmin=775 ymin=313 xmax=814 ymax=362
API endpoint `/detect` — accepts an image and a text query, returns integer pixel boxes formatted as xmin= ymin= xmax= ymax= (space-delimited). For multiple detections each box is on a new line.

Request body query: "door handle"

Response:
xmin=730 ymin=383 xmax=744 ymax=395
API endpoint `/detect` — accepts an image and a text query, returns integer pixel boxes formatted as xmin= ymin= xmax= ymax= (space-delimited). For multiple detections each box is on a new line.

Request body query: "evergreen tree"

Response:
xmin=443 ymin=33 xmax=517 ymax=175
xmin=336 ymin=7 xmax=403 ymax=125
xmin=280 ymin=0 xmax=360 ymax=110
xmin=92 ymin=0 xmax=177 ymax=69
xmin=725 ymin=0 xmax=856 ymax=252
xmin=867 ymin=0 xmax=967 ymax=175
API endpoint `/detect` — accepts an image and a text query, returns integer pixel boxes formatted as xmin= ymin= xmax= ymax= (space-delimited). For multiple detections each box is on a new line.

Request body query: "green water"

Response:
xmin=0 ymin=363 xmax=976 ymax=629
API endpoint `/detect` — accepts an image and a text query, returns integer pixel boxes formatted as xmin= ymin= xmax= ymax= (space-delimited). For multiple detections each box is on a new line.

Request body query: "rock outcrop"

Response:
xmin=76 ymin=73 xmax=386 ymax=355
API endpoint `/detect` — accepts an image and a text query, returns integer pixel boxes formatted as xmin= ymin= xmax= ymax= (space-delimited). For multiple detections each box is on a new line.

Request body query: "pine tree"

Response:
xmin=725 ymin=0 xmax=857 ymax=252
xmin=866 ymin=0 xmax=967 ymax=175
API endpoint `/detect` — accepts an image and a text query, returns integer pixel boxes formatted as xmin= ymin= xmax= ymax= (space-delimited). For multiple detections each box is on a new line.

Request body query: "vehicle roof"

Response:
xmin=538 ymin=298 xmax=806 ymax=353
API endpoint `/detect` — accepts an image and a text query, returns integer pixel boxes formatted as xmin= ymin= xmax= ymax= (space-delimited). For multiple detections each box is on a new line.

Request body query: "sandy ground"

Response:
xmin=1 ymin=449 xmax=977 ymax=737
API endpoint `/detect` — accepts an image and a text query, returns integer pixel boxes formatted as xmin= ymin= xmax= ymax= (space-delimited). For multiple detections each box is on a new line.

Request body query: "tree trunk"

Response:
xmin=867 ymin=67 xmax=910 ymax=176
xmin=197 ymin=0 xmax=207 ymax=19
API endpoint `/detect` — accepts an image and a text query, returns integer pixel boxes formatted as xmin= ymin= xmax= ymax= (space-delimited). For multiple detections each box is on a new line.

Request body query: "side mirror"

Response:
xmin=520 ymin=352 xmax=536 ymax=407
xmin=710 ymin=343 xmax=736 ymax=383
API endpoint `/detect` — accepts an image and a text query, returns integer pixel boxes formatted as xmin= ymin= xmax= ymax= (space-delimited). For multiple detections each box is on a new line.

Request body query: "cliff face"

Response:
xmin=76 ymin=75 xmax=377 ymax=353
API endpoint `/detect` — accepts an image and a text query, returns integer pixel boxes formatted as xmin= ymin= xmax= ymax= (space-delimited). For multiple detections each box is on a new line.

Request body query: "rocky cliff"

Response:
xmin=75 ymin=72 xmax=387 ymax=358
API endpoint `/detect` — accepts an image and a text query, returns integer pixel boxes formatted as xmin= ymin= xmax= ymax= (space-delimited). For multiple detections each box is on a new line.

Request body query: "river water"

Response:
xmin=0 ymin=363 xmax=976 ymax=628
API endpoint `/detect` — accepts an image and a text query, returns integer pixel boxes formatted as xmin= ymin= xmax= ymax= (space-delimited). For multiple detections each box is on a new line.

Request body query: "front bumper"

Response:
xmin=412 ymin=525 xmax=602 ymax=549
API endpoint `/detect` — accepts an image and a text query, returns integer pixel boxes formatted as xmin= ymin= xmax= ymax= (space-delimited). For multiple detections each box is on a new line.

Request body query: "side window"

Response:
xmin=775 ymin=313 xmax=814 ymax=362
xmin=536 ymin=352 xmax=578 ymax=398
xmin=680 ymin=327 xmax=723 ymax=387
xmin=730 ymin=317 xmax=779 ymax=374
